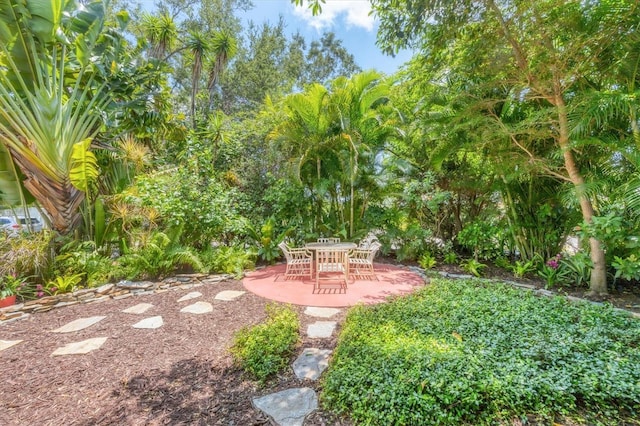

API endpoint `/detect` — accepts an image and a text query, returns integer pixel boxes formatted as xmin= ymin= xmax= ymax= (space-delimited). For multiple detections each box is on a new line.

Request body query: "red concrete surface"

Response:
xmin=242 ymin=263 xmax=426 ymax=308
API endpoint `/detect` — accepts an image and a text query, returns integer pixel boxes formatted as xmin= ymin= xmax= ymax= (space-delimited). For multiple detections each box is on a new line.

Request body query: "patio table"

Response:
xmin=304 ymin=242 xmax=357 ymax=283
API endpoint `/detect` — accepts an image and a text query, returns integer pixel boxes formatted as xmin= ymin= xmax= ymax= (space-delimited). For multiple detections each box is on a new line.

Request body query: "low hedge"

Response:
xmin=230 ymin=303 xmax=300 ymax=383
xmin=321 ymin=278 xmax=640 ymax=425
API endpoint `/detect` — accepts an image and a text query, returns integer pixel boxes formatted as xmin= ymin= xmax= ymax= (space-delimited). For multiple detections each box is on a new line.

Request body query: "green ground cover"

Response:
xmin=322 ymin=279 xmax=640 ymax=425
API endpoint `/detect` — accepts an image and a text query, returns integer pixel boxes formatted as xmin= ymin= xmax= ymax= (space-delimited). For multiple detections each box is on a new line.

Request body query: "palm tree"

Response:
xmin=140 ymin=11 xmax=178 ymax=60
xmin=207 ymin=30 xmax=237 ymax=112
xmin=0 ymin=0 xmax=110 ymax=234
xmin=330 ymin=71 xmax=391 ymax=236
xmin=185 ymin=30 xmax=210 ymax=129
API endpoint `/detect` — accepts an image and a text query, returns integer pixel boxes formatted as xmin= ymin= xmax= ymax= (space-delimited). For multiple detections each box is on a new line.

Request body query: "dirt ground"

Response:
xmin=0 ymin=263 xmax=637 ymax=425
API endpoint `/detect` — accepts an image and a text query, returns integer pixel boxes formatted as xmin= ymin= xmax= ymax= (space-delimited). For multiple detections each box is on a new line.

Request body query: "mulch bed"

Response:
xmin=1 ymin=264 xmax=638 ymax=426
xmin=0 ymin=278 xmax=349 ymax=425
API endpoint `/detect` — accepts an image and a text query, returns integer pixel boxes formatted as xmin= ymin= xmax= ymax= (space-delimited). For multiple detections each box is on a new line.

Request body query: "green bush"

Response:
xmin=200 ymin=245 xmax=256 ymax=278
xmin=321 ymin=279 xmax=640 ymax=425
xmin=230 ymin=303 xmax=300 ymax=383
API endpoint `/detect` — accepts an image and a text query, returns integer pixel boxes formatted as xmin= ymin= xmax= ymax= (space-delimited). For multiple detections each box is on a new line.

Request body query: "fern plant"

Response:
xmin=117 ymin=230 xmax=203 ymax=279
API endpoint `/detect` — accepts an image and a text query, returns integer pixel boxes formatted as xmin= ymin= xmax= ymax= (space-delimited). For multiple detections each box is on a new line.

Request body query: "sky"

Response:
xmin=240 ymin=0 xmax=413 ymax=75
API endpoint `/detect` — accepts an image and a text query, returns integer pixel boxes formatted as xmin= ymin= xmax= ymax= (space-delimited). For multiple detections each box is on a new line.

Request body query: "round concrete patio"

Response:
xmin=242 ymin=263 xmax=426 ymax=307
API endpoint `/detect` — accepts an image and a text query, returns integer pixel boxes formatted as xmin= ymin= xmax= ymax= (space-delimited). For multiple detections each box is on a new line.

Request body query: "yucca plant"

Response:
xmin=0 ymin=0 xmax=111 ymax=234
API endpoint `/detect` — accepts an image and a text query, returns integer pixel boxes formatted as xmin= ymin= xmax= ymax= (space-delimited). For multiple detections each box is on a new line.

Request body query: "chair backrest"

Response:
xmin=316 ymin=248 xmax=347 ymax=272
xmin=317 ymin=237 xmax=341 ymax=243
xmin=366 ymin=241 xmax=382 ymax=261
xmin=358 ymin=237 xmax=380 ymax=249
xmin=278 ymin=241 xmax=292 ymax=262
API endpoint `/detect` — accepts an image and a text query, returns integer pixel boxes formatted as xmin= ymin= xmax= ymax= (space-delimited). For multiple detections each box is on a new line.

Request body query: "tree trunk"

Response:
xmin=555 ymin=94 xmax=608 ymax=295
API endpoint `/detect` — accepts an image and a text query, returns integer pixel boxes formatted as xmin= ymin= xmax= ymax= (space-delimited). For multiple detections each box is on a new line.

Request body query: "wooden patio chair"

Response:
xmin=317 ymin=237 xmax=341 ymax=243
xmin=315 ymin=248 xmax=348 ymax=292
xmin=278 ymin=241 xmax=313 ymax=280
xmin=348 ymin=241 xmax=381 ymax=280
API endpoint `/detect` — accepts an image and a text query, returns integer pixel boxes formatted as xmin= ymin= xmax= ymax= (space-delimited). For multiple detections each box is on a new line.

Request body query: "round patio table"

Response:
xmin=304 ymin=242 xmax=357 ymax=250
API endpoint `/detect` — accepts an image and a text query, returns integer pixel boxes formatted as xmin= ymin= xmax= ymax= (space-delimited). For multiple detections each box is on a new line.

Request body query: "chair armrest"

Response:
xmin=288 ymin=248 xmax=312 ymax=259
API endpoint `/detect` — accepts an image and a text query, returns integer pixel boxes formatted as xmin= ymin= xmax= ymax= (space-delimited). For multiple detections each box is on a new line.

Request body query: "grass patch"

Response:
xmin=321 ymin=278 xmax=640 ymax=425
xmin=230 ymin=303 xmax=300 ymax=383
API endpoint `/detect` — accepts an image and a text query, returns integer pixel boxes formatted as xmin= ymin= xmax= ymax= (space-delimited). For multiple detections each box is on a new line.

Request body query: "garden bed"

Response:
xmin=0 ymin=267 xmax=638 ymax=425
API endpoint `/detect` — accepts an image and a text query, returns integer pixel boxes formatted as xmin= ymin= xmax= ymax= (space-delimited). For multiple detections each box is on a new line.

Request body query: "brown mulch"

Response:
xmin=0 ymin=278 xmax=349 ymax=426
xmin=1 ymin=265 xmax=638 ymax=426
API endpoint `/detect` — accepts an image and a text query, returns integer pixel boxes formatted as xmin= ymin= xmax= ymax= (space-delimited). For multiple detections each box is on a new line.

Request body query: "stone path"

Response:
xmin=251 ymin=304 xmax=341 ymax=425
xmin=0 ymin=283 xmax=340 ymax=425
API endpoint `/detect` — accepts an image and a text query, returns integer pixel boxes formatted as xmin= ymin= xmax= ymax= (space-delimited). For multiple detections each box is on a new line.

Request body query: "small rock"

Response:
xmin=51 ymin=337 xmax=108 ymax=356
xmin=132 ymin=316 xmax=163 ymax=329
xmin=252 ymin=388 xmax=317 ymax=426
xmin=122 ymin=303 xmax=154 ymax=314
xmin=0 ymin=339 xmax=23 ymax=351
xmin=177 ymin=292 xmax=202 ymax=302
xmin=214 ymin=290 xmax=245 ymax=301
xmin=307 ymin=321 xmax=337 ymax=339
xmin=117 ymin=281 xmax=154 ymax=290
xmin=180 ymin=301 xmax=213 ymax=314
xmin=293 ymin=348 xmax=332 ymax=380
xmin=94 ymin=283 xmax=115 ymax=295
xmin=52 ymin=316 xmax=106 ymax=333
xmin=304 ymin=307 xmax=341 ymax=318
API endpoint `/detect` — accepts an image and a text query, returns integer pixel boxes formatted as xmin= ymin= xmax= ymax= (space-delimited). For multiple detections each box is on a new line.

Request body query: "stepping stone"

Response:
xmin=214 ymin=290 xmax=245 ymax=301
xmin=132 ymin=316 xmax=164 ymax=329
xmin=293 ymin=348 xmax=332 ymax=380
xmin=52 ymin=316 xmax=106 ymax=333
xmin=307 ymin=321 xmax=337 ymax=339
xmin=304 ymin=307 xmax=341 ymax=318
xmin=177 ymin=291 xmax=202 ymax=302
xmin=0 ymin=339 xmax=23 ymax=352
xmin=51 ymin=337 xmax=108 ymax=356
xmin=180 ymin=301 xmax=213 ymax=314
xmin=253 ymin=387 xmax=317 ymax=426
xmin=122 ymin=303 xmax=154 ymax=314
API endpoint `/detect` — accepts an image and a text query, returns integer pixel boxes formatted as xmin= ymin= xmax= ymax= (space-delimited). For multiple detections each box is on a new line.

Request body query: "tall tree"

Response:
xmin=185 ymin=29 xmax=209 ymax=128
xmin=370 ymin=0 xmax=640 ymax=295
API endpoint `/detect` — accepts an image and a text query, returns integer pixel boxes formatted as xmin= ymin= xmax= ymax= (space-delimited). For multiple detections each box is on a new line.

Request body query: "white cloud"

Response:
xmin=293 ymin=0 xmax=376 ymax=32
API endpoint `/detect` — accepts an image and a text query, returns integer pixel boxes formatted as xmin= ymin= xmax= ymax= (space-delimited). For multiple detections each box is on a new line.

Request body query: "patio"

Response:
xmin=242 ymin=263 xmax=426 ymax=308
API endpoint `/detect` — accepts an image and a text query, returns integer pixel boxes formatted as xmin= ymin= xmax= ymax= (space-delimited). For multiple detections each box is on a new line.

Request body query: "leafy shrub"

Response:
xmin=418 ymin=252 xmax=437 ymax=269
xmin=457 ymin=220 xmax=505 ymax=260
xmin=612 ymin=254 xmax=640 ymax=281
xmin=560 ymin=251 xmax=592 ymax=287
xmin=230 ymin=303 xmax=300 ymax=383
xmin=321 ymin=279 xmax=640 ymax=425
xmin=443 ymin=251 xmax=458 ymax=265
xmin=132 ymin=170 xmax=250 ymax=248
xmin=200 ymin=245 xmax=256 ymax=278
xmin=54 ymin=240 xmax=114 ymax=286
xmin=459 ymin=258 xmax=486 ymax=277
xmin=117 ymin=231 xmax=203 ymax=279
xmin=0 ymin=231 xmax=52 ymax=279
xmin=379 ymin=222 xmax=433 ymax=262
xmin=246 ymin=216 xmax=290 ymax=263
xmin=510 ymin=255 xmax=540 ymax=278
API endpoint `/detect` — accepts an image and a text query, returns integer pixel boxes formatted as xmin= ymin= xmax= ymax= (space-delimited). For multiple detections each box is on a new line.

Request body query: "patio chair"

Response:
xmin=278 ymin=241 xmax=313 ymax=280
xmin=317 ymin=237 xmax=341 ymax=243
xmin=348 ymin=241 xmax=381 ymax=280
xmin=315 ymin=248 xmax=348 ymax=292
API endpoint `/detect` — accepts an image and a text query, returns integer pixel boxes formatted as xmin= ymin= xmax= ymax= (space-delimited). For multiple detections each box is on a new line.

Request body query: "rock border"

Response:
xmin=0 ymin=273 xmax=233 ymax=325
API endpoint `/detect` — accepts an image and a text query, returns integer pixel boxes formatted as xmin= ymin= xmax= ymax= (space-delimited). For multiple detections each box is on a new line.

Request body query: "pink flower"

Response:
xmin=546 ymin=259 xmax=559 ymax=269
xmin=37 ymin=291 xmax=44 ymax=298
xmin=36 ymin=284 xmax=43 ymax=290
